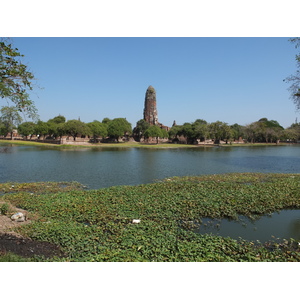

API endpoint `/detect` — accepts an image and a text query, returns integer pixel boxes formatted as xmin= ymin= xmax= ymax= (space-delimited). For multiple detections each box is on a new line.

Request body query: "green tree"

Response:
xmin=87 ymin=120 xmax=108 ymax=142
xmin=133 ymin=119 xmax=150 ymax=141
xmin=56 ymin=122 xmax=66 ymax=139
xmin=230 ymin=123 xmax=244 ymax=141
xmin=102 ymin=117 xmax=111 ymax=125
xmin=244 ymin=123 xmax=259 ymax=143
xmin=48 ymin=115 xmax=66 ymax=124
xmin=179 ymin=122 xmax=194 ymax=144
xmin=266 ymin=127 xmax=283 ymax=143
xmin=168 ymin=125 xmax=182 ymax=141
xmin=223 ymin=124 xmax=233 ymax=144
xmin=34 ymin=120 xmax=49 ymax=139
xmin=64 ymin=119 xmax=91 ymax=141
xmin=161 ymin=128 xmax=169 ymax=139
xmin=283 ymin=128 xmax=300 ymax=143
xmin=0 ymin=106 xmax=22 ymax=139
xmin=259 ymin=118 xmax=284 ymax=129
xmin=282 ymin=122 xmax=300 ymax=143
xmin=47 ymin=115 xmax=66 ymax=138
xmin=209 ymin=121 xmax=232 ymax=144
xmin=18 ymin=121 xmax=36 ymax=139
xmin=0 ymin=120 xmax=6 ymax=136
xmin=107 ymin=118 xmax=132 ymax=142
xmin=257 ymin=118 xmax=283 ymax=143
xmin=144 ymin=125 xmax=165 ymax=143
xmin=245 ymin=118 xmax=284 ymax=143
xmin=193 ymin=119 xmax=209 ymax=142
xmin=285 ymin=38 xmax=300 ymax=110
xmin=0 ymin=39 xmax=37 ymax=117
xmin=246 ymin=121 xmax=267 ymax=143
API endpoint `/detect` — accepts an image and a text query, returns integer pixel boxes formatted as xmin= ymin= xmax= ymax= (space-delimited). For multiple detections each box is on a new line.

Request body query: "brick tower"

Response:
xmin=143 ymin=85 xmax=158 ymax=125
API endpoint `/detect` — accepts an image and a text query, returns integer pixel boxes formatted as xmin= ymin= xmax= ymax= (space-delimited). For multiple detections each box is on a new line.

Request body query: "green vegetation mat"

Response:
xmin=1 ymin=173 xmax=300 ymax=261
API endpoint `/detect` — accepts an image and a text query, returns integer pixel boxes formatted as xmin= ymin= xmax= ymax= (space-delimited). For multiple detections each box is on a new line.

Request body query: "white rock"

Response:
xmin=11 ymin=212 xmax=24 ymax=221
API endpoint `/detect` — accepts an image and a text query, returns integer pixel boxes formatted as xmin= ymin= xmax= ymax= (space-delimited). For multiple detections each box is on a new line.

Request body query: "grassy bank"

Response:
xmin=1 ymin=139 xmax=293 ymax=149
xmin=1 ymin=173 xmax=300 ymax=261
xmin=0 ymin=139 xmax=198 ymax=148
xmin=0 ymin=139 xmax=60 ymax=147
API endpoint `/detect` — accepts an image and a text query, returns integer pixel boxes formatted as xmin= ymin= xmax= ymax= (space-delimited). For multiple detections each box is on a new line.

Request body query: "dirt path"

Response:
xmin=0 ymin=203 xmax=64 ymax=259
xmin=0 ymin=205 xmax=30 ymax=232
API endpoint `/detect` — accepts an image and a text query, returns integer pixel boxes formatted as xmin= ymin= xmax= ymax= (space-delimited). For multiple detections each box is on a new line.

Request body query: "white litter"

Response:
xmin=132 ymin=219 xmax=141 ymax=224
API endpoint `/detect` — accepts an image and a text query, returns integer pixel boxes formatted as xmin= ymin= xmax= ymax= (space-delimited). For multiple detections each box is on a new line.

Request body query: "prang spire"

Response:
xmin=143 ymin=85 xmax=158 ymax=126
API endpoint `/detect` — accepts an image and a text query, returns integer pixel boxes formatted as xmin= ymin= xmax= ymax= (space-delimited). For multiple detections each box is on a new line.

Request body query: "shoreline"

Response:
xmin=0 ymin=139 xmax=293 ymax=149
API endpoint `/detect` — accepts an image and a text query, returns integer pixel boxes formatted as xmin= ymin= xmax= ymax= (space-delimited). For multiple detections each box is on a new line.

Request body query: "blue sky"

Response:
xmin=12 ymin=37 xmax=298 ymax=129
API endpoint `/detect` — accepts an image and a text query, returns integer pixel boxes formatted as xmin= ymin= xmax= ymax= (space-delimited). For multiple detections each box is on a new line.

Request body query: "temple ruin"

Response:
xmin=143 ymin=85 xmax=158 ymax=126
xmin=143 ymin=85 xmax=169 ymax=131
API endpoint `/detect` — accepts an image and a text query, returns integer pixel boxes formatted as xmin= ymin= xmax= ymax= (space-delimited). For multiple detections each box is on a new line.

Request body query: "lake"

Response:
xmin=1 ymin=143 xmax=300 ymax=189
xmin=1 ymin=143 xmax=300 ymax=242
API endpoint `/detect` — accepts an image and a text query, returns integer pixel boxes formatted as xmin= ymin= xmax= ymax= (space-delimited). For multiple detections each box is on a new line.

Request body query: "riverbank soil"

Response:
xmin=0 ymin=203 xmax=63 ymax=259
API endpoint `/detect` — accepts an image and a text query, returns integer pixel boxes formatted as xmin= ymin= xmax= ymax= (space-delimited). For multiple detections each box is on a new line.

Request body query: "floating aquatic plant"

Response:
xmin=1 ymin=173 xmax=300 ymax=261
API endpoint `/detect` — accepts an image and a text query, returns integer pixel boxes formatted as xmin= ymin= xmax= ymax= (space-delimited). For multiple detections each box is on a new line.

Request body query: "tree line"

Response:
xmin=0 ymin=110 xmax=168 ymax=143
xmin=0 ymin=107 xmax=300 ymax=144
xmin=0 ymin=109 xmax=131 ymax=142
xmin=135 ymin=118 xmax=300 ymax=144
xmin=167 ymin=118 xmax=300 ymax=144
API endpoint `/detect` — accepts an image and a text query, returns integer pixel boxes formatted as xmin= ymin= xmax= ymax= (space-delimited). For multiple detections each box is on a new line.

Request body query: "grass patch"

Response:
xmin=0 ymin=139 xmax=60 ymax=147
xmin=1 ymin=139 xmax=292 ymax=149
xmin=0 ymin=139 xmax=199 ymax=149
xmin=0 ymin=252 xmax=33 ymax=262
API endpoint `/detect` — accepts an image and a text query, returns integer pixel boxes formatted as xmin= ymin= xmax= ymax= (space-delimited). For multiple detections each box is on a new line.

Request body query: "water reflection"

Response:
xmin=0 ymin=147 xmax=13 ymax=153
xmin=196 ymin=210 xmax=300 ymax=242
xmin=289 ymin=218 xmax=300 ymax=237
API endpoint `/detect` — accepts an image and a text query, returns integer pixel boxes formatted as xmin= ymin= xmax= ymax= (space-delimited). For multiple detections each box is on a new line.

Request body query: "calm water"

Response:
xmin=1 ymin=143 xmax=300 ymax=242
xmin=197 ymin=210 xmax=300 ymax=243
xmin=1 ymin=144 xmax=300 ymax=189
